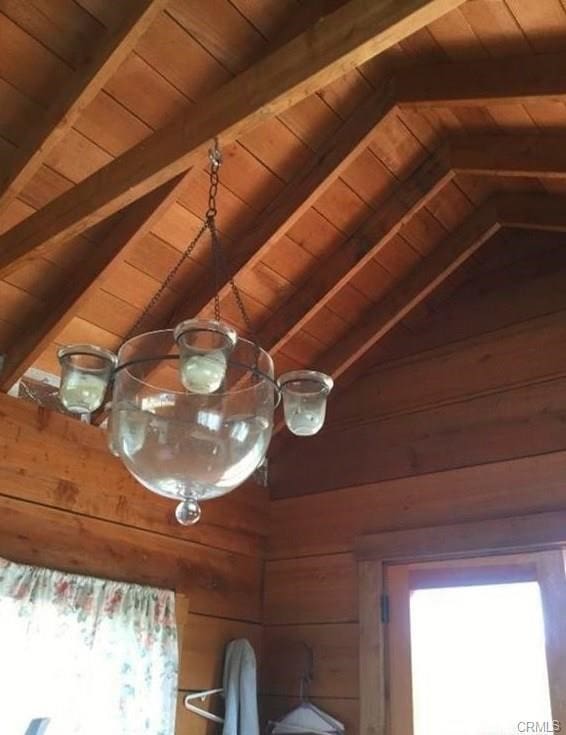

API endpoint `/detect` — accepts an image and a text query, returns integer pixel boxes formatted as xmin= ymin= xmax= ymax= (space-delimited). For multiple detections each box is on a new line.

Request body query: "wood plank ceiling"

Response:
xmin=3 ymin=0 xmax=566 ymax=413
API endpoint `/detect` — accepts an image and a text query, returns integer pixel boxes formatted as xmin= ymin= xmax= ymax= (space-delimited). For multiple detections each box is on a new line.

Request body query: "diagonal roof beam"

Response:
xmin=270 ymin=191 xmax=566 ymax=441
xmin=167 ymin=89 xmax=396 ymax=326
xmin=257 ymin=151 xmax=454 ymax=354
xmin=395 ymin=50 xmax=566 ymax=108
xmin=256 ymin=134 xmax=566 ymax=357
xmin=315 ymin=200 xmax=501 ymax=383
xmin=0 ymin=172 xmax=193 ymax=391
xmin=306 ymin=191 xmax=566 ymax=389
xmin=0 ymin=0 xmax=465 ymax=279
xmin=0 ymin=0 xmax=168 ymax=217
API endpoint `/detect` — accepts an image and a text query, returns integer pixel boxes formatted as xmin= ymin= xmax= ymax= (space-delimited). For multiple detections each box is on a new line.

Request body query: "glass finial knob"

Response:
xmin=175 ymin=497 xmax=202 ymax=526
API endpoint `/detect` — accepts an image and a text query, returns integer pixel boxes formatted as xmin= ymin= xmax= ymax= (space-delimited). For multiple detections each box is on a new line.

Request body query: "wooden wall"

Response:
xmin=0 ymin=392 xmax=266 ymax=735
xmin=271 ymin=231 xmax=566 ymax=497
xmin=261 ymin=232 xmax=566 ymax=734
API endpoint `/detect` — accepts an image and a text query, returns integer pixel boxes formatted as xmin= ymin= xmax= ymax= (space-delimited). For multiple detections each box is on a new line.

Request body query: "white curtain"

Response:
xmin=0 ymin=557 xmax=178 ymax=735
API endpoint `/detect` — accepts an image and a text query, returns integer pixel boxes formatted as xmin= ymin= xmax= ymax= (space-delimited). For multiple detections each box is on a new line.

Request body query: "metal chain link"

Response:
xmin=125 ymin=137 xmax=257 ymax=343
xmin=206 ymin=140 xmax=257 ymax=339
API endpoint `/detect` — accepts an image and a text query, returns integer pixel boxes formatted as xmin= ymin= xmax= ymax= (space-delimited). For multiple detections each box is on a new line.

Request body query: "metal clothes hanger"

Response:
xmin=184 ymin=687 xmax=224 ymax=724
xmin=269 ymin=644 xmax=345 ymax=734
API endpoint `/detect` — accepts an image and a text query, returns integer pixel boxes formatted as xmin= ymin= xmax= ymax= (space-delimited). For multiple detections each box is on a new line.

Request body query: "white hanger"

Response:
xmin=184 ymin=687 xmax=224 ymax=724
xmin=270 ymin=645 xmax=344 ymax=734
xmin=270 ymin=702 xmax=344 ymax=734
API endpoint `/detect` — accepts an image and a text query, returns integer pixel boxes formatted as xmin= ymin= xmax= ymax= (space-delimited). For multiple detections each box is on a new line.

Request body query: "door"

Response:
xmin=386 ymin=550 xmax=566 ymax=735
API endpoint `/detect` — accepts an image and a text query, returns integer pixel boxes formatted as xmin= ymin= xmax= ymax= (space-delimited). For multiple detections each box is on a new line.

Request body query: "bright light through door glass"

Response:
xmin=410 ymin=582 xmax=552 ymax=735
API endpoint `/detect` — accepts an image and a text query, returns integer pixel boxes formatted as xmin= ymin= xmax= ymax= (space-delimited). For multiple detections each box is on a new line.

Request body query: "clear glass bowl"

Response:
xmin=109 ymin=330 xmax=275 ymax=514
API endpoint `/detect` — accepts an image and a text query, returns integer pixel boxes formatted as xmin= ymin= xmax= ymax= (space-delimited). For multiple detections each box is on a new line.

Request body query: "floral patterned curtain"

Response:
xmin=0 ymin=557 xmax=178 ymax=735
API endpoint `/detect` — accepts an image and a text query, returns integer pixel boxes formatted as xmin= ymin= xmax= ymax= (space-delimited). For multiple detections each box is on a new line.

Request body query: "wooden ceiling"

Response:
xmin=3 ymin=0 xmax=566 ymax=405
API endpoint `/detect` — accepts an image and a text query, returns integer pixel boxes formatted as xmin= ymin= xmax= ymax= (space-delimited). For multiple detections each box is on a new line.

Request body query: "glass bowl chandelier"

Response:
xmin=57 ymin=141 xmax=333 ymax=525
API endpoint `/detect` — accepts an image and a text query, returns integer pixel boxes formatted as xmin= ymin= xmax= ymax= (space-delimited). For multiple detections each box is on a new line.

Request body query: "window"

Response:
xmin=410 ymin=582 xmax=552 ymax=735
xmin=0 ymin=558 xmax=179 ymax=735
xmin=386 ymin=552 xmax=566 ymax=735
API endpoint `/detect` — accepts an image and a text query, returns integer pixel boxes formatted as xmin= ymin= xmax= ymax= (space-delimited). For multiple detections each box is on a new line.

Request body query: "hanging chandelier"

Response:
xmin=57 ymin=141 xmax=333 ymax=525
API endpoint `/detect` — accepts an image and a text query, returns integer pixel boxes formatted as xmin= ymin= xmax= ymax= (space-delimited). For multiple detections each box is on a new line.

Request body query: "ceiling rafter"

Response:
xmin=0 ymin=0 xmax=465 ymax=279
xmin=4 ymin=4 xmax=566 ymax=398
xmin=269 ymin=189 xmax=566 ymax=445
xmin=256 ymin=134 xmax=566 ymax=359
xmin=315 ymin=200 xmax=501 ymax=383
xmin=0 ymin=172 xmax=194 ymax=391
xmin=0 ymin=0 xmax=168 ymax=217
xmin=395 ymin=50 xmax=566 ymax=108
xmin=313 ymin=191 xmax=566 ymax=387
xmin=257 ymin=153 xmax=454 ymax=354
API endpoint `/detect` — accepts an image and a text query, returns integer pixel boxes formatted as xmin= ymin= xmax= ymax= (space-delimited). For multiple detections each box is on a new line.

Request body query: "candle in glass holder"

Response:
xmin=180 ymin=352 xmax=227 ymax=394
xmin=279 ymin=370 xmax=334 ymax=436
xmin=60 ymin=371 xmax=108 ymax=414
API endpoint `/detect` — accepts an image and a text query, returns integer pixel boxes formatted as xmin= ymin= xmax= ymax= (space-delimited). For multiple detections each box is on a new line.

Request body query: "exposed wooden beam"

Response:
xmin=263 ymin=137 xmax=566 ymax=359
xmin=0 ymin=0 xmax=168 ymax=216
xmin=168 ymin=90 xmax=396 ymax=326
xmin=0 ymin=172 xmax=192 ymax=391
xmin=256 ymin=152 xmax=454 ymax=354
xmin=497 ymin=193 xmax=566 ymax=232
xmin=316 ymin=200 xmax=500 ymax=382
xmin=0 ymin=0 xmax=465 ymax=278
xmin=395 ymin=51 xmax=566 ymax=108
xmin=449 ymin=135 xmax=566 ymax=179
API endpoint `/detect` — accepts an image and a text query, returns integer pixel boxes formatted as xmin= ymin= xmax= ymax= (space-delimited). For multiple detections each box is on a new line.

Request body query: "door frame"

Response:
xmin=355 ymin=509 xmax=566 ymax=735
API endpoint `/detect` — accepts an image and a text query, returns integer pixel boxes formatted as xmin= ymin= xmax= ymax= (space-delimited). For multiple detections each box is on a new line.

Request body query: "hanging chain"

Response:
xmin=207 ymin=141 xmax=223 ymax=323
xmin=124 ymin=218 xmax=208 ymax=342
xmin=125 ymin=137 xmax=256 ymax=343
xmin=207 ymin=139 xmax=257 ymax=339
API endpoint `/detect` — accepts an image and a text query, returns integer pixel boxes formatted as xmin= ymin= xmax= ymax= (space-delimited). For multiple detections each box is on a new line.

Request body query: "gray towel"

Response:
xmin=222 ymin=639 xmax=260 ymax=735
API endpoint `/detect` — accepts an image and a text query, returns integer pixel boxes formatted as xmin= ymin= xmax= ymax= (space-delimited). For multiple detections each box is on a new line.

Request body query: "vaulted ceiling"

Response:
xmin=3 ymin=0 xmax=566 ymax=418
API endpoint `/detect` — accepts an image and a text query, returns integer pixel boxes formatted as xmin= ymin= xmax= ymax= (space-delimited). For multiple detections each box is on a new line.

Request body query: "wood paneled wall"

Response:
xmin=0 ymin=392 xmax=267 ymax=735
xmin=262 ymin=236 xmax=566 ymax=733
xmin=272 ymin=233 xmax=566 ymax=497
